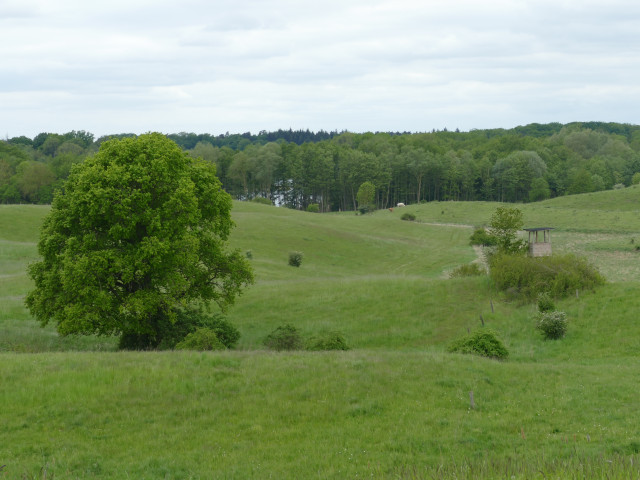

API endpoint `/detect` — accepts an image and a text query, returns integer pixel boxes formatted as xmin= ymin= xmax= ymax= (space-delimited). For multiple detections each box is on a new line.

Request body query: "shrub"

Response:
xmin=537 ymin=292 xmax=555 ymax=312
xmin=251 ymin=196 xmax=272 ymax=205
xmin=288 ymin=251 xmax=303 ymax=267
xmin=263 ymin=324 xmax=303 ymax=351
xmin=119 ymin=308 xmax=236 ymax=350
xmin=469 ymin=227 xmax=498 ymax=247
xmin=175 ymin=328 xmax=226 ymax=351
xmin=448 ymin=329 xmax=509 ymax=359
xmin=358 ymin=204 xmax=374 ymax=215
xmin=450 ymin=263 xmax=486 ymax=278
xmin=245 ymin=250 xmax=253 ymax=259
xmin=205 ymin=315 xmax=241 ymax=349
xmin=489 ymin=253 xmax=605 ymax=301
xmin=306 ymin=203 xmax=319 ymax=213
xmin=536 ymin=311 xmax=567 ymax=340
xmin=401 ymin=212 xmax=416 ymax=221
xmin=306 ymin=331 xmax=350 ymax=351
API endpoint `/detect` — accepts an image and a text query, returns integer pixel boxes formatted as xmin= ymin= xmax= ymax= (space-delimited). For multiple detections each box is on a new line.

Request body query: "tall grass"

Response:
xmin=2 ymin=351 xmax=640 ymax=479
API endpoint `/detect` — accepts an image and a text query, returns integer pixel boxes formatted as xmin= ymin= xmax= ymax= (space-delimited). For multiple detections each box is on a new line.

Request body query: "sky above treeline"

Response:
xmin=3 ymin=0 xmax=640 ymax=139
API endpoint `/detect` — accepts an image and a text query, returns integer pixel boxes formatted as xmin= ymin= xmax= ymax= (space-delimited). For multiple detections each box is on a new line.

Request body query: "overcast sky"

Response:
xmin=2 ymin=0 xmax=640 ymax=138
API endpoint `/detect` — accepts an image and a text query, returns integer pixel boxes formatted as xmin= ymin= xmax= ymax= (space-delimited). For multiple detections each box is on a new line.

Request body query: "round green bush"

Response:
xmin=536 ymin=311 xmax=567 ymax=340
xmin=401 ymin=212 xmax=416 ymax=221
xmin=288 ymin=251 xmax=303 ymax=267
xmin=306 ymin=332 xmax=350 ymax=351
xmin=306 ymin=203 xmax=320 ymax=213
xmin=263 ymin=324 xmax=303 ymax=351
xmin=175 ymin=328 xmax=226 ymax=351
xmin=448 ymin=329 xmax=509 ymax=359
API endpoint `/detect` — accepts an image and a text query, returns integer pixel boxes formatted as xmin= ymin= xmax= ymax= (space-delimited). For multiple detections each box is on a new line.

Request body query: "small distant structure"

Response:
xmin=524 ymin=227 xmax=553 ymax=257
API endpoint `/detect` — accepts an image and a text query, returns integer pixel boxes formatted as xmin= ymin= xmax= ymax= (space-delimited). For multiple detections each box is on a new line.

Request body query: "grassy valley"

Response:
xmin=1 ymin=191 xmax=640 ymax=478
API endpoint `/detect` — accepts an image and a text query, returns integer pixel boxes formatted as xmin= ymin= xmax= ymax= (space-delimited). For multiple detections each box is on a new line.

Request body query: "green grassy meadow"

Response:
xmin=1 ymin=192 xmax=640 ymax=478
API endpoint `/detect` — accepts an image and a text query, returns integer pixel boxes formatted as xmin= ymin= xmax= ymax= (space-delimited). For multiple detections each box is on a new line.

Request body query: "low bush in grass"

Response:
xmin=400 ymin=212 xmax=416 ymax=221
xmin=251 ymin=196 xmax=272 ymax=205
xmin=489 ymin=253 xmax=605 ymax=301
xmin=536 ymin=311 xmax=568 ymax=340
xmin=448 ymin=329 xmax=509 ymax=360
xmin=306 ymin=331 xmax=350 ymax=351
xmin=306 ymin=203 xmax=320 ymax=213
xmin=288 ymin=251 xmax=304 ymax=267
xmin=175 ymin=328 xmax=226 ymax=351
xmin=263 ymin=324 xmax=304 ymax=351
xmin=450 ymin=263 xmax=486 ymax=278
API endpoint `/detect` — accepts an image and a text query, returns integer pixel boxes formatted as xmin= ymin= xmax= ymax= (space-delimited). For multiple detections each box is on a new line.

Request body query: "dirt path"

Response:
xmin=471 ymin=244 xmax=488 ymax=270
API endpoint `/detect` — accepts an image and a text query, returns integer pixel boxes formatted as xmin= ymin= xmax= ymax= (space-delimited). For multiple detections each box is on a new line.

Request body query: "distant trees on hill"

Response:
xmin=3 ymin=123 xmax=640 ymax=209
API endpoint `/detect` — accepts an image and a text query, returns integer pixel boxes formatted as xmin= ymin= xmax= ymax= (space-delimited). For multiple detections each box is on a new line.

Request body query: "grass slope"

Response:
xmin=1 ymin=193 xmax=640 ymax=478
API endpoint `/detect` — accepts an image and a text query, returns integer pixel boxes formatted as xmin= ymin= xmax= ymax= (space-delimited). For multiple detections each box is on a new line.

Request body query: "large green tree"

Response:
xmin=25 ymin=133 xmax=253 ymax=349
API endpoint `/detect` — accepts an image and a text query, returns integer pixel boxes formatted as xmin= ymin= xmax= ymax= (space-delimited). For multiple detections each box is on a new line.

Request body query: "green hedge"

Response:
xmin=489 ymin=253 xmax=604 ymax=301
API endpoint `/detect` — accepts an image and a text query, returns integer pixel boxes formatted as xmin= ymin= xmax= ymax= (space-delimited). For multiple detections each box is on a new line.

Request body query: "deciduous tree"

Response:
xmin=489 ymin=206 xmax=526 ymax=254
xmin=26 ymin=133 xmax=253 ymax=349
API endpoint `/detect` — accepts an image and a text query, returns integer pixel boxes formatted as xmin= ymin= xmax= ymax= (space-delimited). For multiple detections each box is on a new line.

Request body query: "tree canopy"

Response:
xmin=5 ymin=122 xmax=640 ymax=209
xmin=25 ymin=133 xmax=253 ymax=349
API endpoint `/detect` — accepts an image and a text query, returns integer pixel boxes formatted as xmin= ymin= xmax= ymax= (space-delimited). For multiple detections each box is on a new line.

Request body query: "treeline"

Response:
xmin=3 ymin=123 xmax=640 ymax=209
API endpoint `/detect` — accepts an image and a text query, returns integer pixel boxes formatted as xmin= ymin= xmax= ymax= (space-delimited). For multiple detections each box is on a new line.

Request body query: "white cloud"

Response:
xmin=2 ymin=0 xmax=640 ymax=137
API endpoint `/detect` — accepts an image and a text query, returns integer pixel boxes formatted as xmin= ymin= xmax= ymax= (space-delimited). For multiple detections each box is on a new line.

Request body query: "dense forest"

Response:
xmin=3 ymin=122 xmax=640 ymax=211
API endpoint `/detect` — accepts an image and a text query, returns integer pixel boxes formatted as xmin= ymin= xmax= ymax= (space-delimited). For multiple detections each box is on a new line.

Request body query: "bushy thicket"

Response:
xmin=450 ymin=263 xmax=486 ymax=278
xmin=489 ymin=253 xmax=604 ymax=301
xmin=401 ymin=212 xmax=416 ymax=221
xmin=448 ymin=329 xmax=509 ymax=360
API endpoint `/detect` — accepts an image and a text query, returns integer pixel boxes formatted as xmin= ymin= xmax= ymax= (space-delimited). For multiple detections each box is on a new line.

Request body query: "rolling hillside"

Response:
xmin=1 ymin=193 xmax=640 ymax=478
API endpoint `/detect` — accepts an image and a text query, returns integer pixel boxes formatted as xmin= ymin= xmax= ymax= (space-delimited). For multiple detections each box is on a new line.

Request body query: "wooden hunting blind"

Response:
xmin=524 ymin=227 xmax=553 ymax=257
